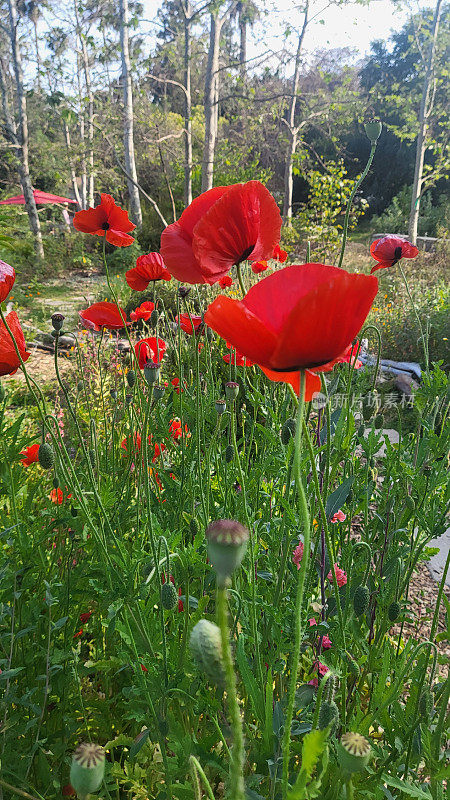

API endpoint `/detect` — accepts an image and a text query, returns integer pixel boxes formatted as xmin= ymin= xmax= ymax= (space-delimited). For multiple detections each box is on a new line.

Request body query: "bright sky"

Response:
xmin=148 ymin=0 xmax=434 ymax=64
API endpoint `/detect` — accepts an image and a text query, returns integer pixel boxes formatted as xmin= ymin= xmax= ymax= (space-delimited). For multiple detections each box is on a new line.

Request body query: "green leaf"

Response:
xmin=129 ymin=728 xmax=151 ymax=759
xmin=287 ymin=729 xmax=329 ymax=799
xmin=325 ymin=477 xmax=354 ymax=520
xmin=381 ymin=775 xmax=433 ymax=798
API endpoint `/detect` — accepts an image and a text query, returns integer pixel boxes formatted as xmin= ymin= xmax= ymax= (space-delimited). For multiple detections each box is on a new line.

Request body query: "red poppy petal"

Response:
xmin=204 ymin=295 xmax=277 ymax=365
xmin=126 ymin=268 xmax=149 ymax=291
xmin=107 ymin=202 xmax=136 ymax=234
xmin=106 ymin=229 xmax=134 ymax=247
xmin=370 ymin=262 xmax=390 ymax=274
xmin=259 ymin=366 xmax=321 ymax=400
xmin=0 ymin=311 xmax=30 ymax=376
xmin=193 ymin=181 xmax=282 ymax=281
xmin=0 ymin=260 xmax=15 ymax=303
xmin=160 ymin=222 xmax=208 ymax=284
xmin=401 ymin=242 xmax=419 ymax=259
xmin=272 ymin=269 xmax=378 ymax=370
xmin=177 ymin=186 xmax=229 ymax=237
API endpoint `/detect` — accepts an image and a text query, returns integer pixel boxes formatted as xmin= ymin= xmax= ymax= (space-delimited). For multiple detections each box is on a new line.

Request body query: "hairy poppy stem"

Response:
xmin=337 ymin=140 xmax=377 ymax=269
xmin=398 ymin=263 xmax=429 ymax=372
xmin=281 ymin=370 xmax=310 ymax=799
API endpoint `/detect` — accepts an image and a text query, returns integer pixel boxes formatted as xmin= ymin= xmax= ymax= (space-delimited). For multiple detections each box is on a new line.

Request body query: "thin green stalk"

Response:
xmin=189 ymin=756 xmax=216 ymax=800
xmin=281 ymin=370 xmax=311 ymax=799
xmin=217 ymin=585 xmax=245 ymax=800
xmin=398 ymin=264 xmax=429 ymax=371
xmin=337 ymin=140 xmax=377 ymax=269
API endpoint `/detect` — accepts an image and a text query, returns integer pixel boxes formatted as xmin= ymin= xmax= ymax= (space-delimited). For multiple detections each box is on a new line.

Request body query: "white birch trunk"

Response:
xmin=119 ymin=0 xmax=143 ymax=226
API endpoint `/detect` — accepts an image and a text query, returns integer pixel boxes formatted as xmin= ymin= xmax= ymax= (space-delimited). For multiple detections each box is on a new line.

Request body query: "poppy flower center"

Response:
xmin=102 ymin=222 xmax=110 ymax=230
xmin=236 ymin=244 xmax=255 ymax=265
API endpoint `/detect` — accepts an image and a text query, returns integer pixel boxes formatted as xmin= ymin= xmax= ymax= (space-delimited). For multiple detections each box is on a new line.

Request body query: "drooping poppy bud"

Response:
xmin=281 ymin=418 xmax=296 ymax=445
xmin=38 ymin=443 xmax=54 ymax=470
xmin=206 ymin=519 xmax=249 ymax=583
xmin=161 ymin=582 xmax=178 ymax=611
xmin=318 ymin=699 xmax=340 ymax=732
xmin=388 ymin=601 xmax=400 ymax=622
xmin=70 ymin=743 xmax=105 ymax=798
xmin=353 ymin=585 xmax=370 ymax=617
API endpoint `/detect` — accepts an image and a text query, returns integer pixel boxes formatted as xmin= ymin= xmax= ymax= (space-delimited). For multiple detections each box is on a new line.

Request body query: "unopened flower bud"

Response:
xmin=206 ymin=519 xmax=249 ymax=583
xmin=225 ymin=444 xmax=234 ymax=463
xmin=178 ymin=285 xmax=191 ymax=299
xmin=353 ymin=585 xmax=370 ymax=617
xmin=281 ymin=418 xmax=296 ymax=445
xmin=110 ymin=389 xmax=117 ymax=400
xmin=144 ymin=363 xmax=160 ymax=385
xmin=70 ymin=743 xmax=105 ymax=798
xmin=77 ymin=381 xmax=84 ymax=393
xmin=225 ymin=381 xmax=239 ymax=402
xmin=126 ymin=370 xmax=136 ymax=388
xmin=51 ymin=313 xmax=65 ymax=332
xmin=364 ymin=118 xmax=382 ymax=144
xmin=318 ymin=699 xmax=340 ymax=732
xmin=38 ymin=443 xmax=54 ymax=470
xmin=150 ymin=308 xmax=159 ymax=327
xmin=215 ymin=399 xmax=226 ymax=415
xmin=388 ymin=600 xmax=400 ymax=622
xmin=190 ymin=619 xmax=224 ymax=685
xmin=337 ymin=732 xmax=371 ymax=774
xmin=161 ymin=581 xmax=178 ymax=611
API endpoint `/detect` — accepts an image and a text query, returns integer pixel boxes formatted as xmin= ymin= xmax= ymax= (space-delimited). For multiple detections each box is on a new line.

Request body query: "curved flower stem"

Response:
xmin=398 ymin=263 xmax=429 ymax=372
xmin=361 ymin=324 xmax=382 ymax=391
xmin=189 ymin=756 xmax=216 ymax=800
xmin=281 ymin=370 xmax=311 ymax=799
xmin=337 ymin=140 xmax=377 ymax=269
xmin=217 ymin=584 xmax=245 ymax=800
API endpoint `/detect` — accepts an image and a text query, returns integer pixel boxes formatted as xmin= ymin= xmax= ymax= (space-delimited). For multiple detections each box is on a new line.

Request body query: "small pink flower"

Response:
xmin=322 ymin=634 xmax=332 ymax=649
xmin=331 ymin=509 xmax=346 ymax=523
xmin=292 ymin=542 xmax=304 ymax=569
xmin=313 ymin=660 xmax=329 ymax=677
xmin=327 ymin=563 xmax=347 ymax=587
xmin=308 ymin=617 xmax=317 ymax=626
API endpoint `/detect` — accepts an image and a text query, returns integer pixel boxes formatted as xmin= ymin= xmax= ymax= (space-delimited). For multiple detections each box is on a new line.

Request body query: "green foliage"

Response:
xmin=372 ymin=186 xmax=450 ymax=238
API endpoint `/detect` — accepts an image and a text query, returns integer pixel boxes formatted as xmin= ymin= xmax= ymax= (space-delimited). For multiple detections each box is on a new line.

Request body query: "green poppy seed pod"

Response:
xmin=189 ymin=619 xmax=225 ymax=685
xmin=38 ymin=443 xmax=54 ymax=470
xmin=144 ymin=363 xmax=160 ymax=385
xmin=225 ymin=444 xmax=234 ymax=463
xmin=206 ymin=519 xmax=249 ymax=583
xmin=337 ymin=732 xmax=371 ymax=775
xmin=161 ymin=581 xmax=178 ymax=611
xmin=318 ymin=699 xmax=340 ymax=732
xmin=353 ymin=585 xmax=370 ymax=617
xmin=388 ymin=601 xmax=400 ymax=622
xmin=126 ymin=369 xmax=136 ymax=388
xmin=70 ymin=742 xmax=105 ymax=798
xmin=51 ymin=313 xmax=65 ymax=332
xmin=215 ymin=398 xmax=226 ymax=415
xmin=225 ymin=381 xmax=239 ymax=401
xmin=150 ymin=308 xmax=159 ymax=327
xmin=364 ymin=119 xmax=382 ymax=143
xmin=418 ymin=689 xmax=433 ymax=722
xmin=281 ymin=418 xmax=296 ymax=445
xmin=153 ymin=384 xmax=166 ymax=400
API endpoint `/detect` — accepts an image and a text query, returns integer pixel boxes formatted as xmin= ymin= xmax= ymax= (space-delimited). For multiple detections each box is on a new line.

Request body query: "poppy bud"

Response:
xmin=357 ymin=424 xmax=365 ymax=438
xmin=53 ymin=476 xmax=60 ymax=489
xmin=353 ymin=585 xmax=370 ymax=617
xmin=144 ymin=363 xmax=160 ymax=385
xmin=110 ymin=389 xmax=117 ymax=400
xmin=51 ymin=313 xmax=65 ymax=332
xmin=178 ymin=286 xmax=191 ymax=299
xmin=189 ymin=619 xmax=224 ymax=685
xmin=215 ymin=399 xmax=226 ymax=415
xmin=150 ymin=309 xmax=159 ymax=327
xmin=337 ymin=732 xmax=371 ymax=774
xmin=364 ymin=119 xmax=382 ymax=144
xmin=153 ymin=384 xmax=166 ymax=400
xmin=388 ymin=600 xmax=400 ymax=622
xmin=126 ymin=369 xmax=136 ymax=388
xmin=38 ymin=443 xmax=54 ymax=470
xmin=281 ymin=418 xmax=296 ymax=445
xmin=206 ymin=519 xmax=249 ymax=583
xmin=318 ymin=699 xmax=340 ymax=732
xmin=70 ymin=743 xmax=105 ymax=798
xmin=343 ymin=651 xmax=360 ymax=678
xmin=225 ymin=381 xmax=239 ymax=401
xmin=225 ymin=444 xmax=234 ymax=463
xmin=161 ymin=581 xmax=178 ymax=611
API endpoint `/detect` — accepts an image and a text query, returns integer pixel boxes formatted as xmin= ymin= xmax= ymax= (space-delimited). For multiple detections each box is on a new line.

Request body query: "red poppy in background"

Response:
xmin=130 ymin=301 xmax=155 ymax=321
xmin=0 ymin=311 xmax=30 ymax=376
xmin=50 ymin=488 xmax=72 ymax=504
xmin=121 ymin=432 xmax=142 ymax=454
xmin=219 ymin=275 xmax=233 ymax=288
xmin=0 ymin=260 xmax=15 ymax=303
xmin=160 ymin=181 xmax=282 ymax=285
xmin=205 ymin=263 xmax=378 ymax=399
xmin=171 ymin=377 xmax=185 ymax=394
xmin=370 ymin=235 xmax=419 ymax=273
xmin=73 ymin=194 xmax=135 ymax=246
xmin=135 ymin=336 xmax=166 ymax=369
xmin=141 ymin=663 xmax=148 ymax=673
xmin=223 ymin=345 xmax=254 ymax=367
xmin=62 ymin=785 xmax=76 ymax=798
xmin=20 ymin=443 xmax=40 ymax=466
xmin=79 ymin=611 xmax=93 ymax=624
xmin=272 ymin=244 xmax=288 ymax=262
xmin=169 ymin=418 xmax=190 ymax=442
xmin=73 ymin=628 xmax=83 ymax=639
xmin=79 ymin=301 xmax=129 ymax=331
xmin=126 ymin=252 xmax=171 ymax=290
xmin=176 ymin=313 xmax=203 ymax=335
xmin=251 ymin=260 xmax=269 ymax=274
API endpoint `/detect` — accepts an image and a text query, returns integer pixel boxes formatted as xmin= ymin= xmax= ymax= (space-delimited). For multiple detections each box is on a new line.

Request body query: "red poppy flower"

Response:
xmin=0 ymin=311 xmax=30 ymax=376
xmin=20 ymin=443 xmax=40 ymax=466
xmin=73 ymin=628 xmax=83 ymax=639
xmin=126 ymin=252 xmax=171 ymax=290
xmin=176 ymin=313 xmax=203 ymax=335
xmin=135 ymin=336 xmax=166 ymax=369
xmin=222 ymin=348 xmax=254 ymax=367
xmin=171 ymin=377 xmax=185 ymax=394
xmin=177 ymin=586 xmax=184 ymax=613
xmin=150 ymin=438 xmax=166 ymax=462
xmin=169 ymin=418 xmax=191 ymax=442
xmin=130 ymin=301 xmax=155 ymax=322
xmin=251 ymin=260 xmax=269 ymax=274
xmin=204 ymin=263 xmax=378 ymax=399
xmin=141 ymin=663 xmax=148 ymax=673
xmin=370 ymin=235 xmax=419 ymax=273
xmin=50 ymin=488 xmax=72 ymax=504
xmin=272 ymin=244 xmax=288 ymax=263
xmin=160 ymin=181 xmax=282 ymax=285
xmin=73 ymin=193 xmax=135 ymax=247
xmin=0 ymin=259 xmax=15 ymax=302
xmin=79 ymin=301 xmax=129 ymax=331
xmin=121 ymin=432 xmax=142 ymax=454
xmin=79 ymin=611 xmax=93 ymax=624
xmin=62 ymin=785 xmax=76 ymax=797
xmin=219 ymin=275 xmax=233 ymax=288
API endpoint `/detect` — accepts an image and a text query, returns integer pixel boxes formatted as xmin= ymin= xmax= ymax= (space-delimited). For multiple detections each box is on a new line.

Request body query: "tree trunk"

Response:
xmin=75 ymin=53 xmax=87 ymax=209
xmin=7 ymin=0 xmax=44 ymax=258
xmin=181 ymin=1 xmax=193 ymax=206
xmin=63 ymin=119 xmax=82 ymax=208
xmin=408 ymin=0 xmax=443 ymax=244
xmin=239 ymin=7 xmax=247 ymax=83
xmin=201 ymin=11 xmax=222 ymax=193
xmin=119 ymin=0 xmax=143 ymax=226
xmin=282 ymin=1 xmax=309 ymax=223
xmin=74 ymin=0 xmax=94 ymax=207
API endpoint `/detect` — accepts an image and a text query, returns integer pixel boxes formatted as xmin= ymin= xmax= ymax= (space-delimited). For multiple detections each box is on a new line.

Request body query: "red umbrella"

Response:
xmin=0 ymin=189 xmax=77 ymax=205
